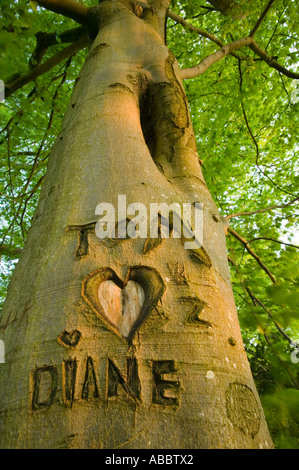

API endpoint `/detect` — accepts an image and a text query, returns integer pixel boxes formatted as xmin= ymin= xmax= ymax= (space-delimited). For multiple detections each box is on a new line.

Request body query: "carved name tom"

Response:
xmin=82 ymin=266 xmax=165 ymax=341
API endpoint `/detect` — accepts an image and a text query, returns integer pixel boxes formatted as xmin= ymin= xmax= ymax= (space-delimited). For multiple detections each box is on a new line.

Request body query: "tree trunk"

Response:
xmin=0 ymin=1 xmax=274 ymax=449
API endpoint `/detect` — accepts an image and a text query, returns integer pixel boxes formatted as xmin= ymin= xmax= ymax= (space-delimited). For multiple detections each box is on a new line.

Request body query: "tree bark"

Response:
xmin=0 ymin=1 xmax=274 ymax=449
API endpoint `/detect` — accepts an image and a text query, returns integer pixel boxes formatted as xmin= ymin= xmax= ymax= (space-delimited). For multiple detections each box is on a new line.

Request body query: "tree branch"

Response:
xmin=206 ymin=0 xmax=248 ymax=19
xmin=240 ymin=97 xmax=260 ymax=166
xmin=168 ymin=10 xmax=299 ymax=80
xmin=5 ymin=35 xmax=90 ymax=98
xmin=232 ymin=261 xmax=299 ymax=389
xmin=18 ymin=61 xmax=71 ymax=236
xmin=179 ymin=36 xmax=253 ymax=80
xmin=0 ymin=245 xmax=22 ymax=258
xmin=262 ymin=332 xmax=299 ymax=389
xmin=227 ymin=227 xmax=276 ymax=283
xmin=250 ymin=40 xmax=299 ymax=79
xmin=30 ymin=26 xmax=86 ymax=68
xmin=167 ymin=11 xmax=244 ymax=61
xmin=249 ymin=0 xmax=275 ymax=37
xmin=244 ymin=288 xmax=299 ymax=390
xmin=245 ymin=286 xmax=297 ymax=347
xmin=238 ymin=70 xmax=295 ymax=196
xmin=247 ymin=237 xmax=299 ymax=249
xmin=226 ymin=196 xmax=299 ymax=220
xmin=35 ymin=0 xmax=89 ymax=26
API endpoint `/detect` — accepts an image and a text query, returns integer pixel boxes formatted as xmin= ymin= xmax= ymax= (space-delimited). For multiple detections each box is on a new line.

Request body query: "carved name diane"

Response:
xmin=30 ymin=351 xmax=181 ymax=411
xmin=30 ymin=266 xmax=181 ymax=411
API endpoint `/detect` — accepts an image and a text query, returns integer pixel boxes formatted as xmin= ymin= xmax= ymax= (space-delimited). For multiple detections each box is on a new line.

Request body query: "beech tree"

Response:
xmin=0 ymin=0 xmax=298 ymax=449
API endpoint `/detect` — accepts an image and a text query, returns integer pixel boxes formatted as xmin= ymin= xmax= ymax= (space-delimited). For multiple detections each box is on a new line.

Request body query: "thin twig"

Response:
xmin=238 ymin=63 xmax=295 ymax=195
xmin=226 ymin=196 xmax=299 ymax=220
xmin=18 ymin=61 xmax=71 ymax=236
xmin=249 ymin=0 xmax=275 ymax=37
xmin=19 ymin=175 xmax=45 ymax=237
xmin=0 ymin=70 xmax=70 ymax=146
xmin=29 ymin=26 xmax=86 ymax=68
xmin=245 ymin=288 xmax=299 ymax=389
xmin=232 ymin=261 xmax=299 ymax=389
xmin=248 ymin=237 xmax=299 ymax=249
xmin=167 ymin=10 xmax=244 ymax=60
xmin=6 ymin=129 xmax=14 ymax=197
xmin=240 ymin=281 xmax=299 ymax=389
xmin=265 ymin=7 xmax=285 ymax=52
xmin=5 ymin=35 xmax=90 ymax=98
xmin=245 ymin=286 xmax=296 ymax=346
xmin=240 ymin=100 xmax=260 ymax=165
xmin=227 ymin=227 xmax=276 ymax=283
xmin=249 ymin=40 xmax=299 ymax=79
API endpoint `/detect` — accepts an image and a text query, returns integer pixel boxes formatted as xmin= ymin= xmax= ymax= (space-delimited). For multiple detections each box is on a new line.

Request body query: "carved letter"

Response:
xmin=66 ymin=223 xmax=96 ymax=259
xmin=152 ymin=360 xmax=180 ymax=406
xmin=107 ymin=357 xmax=141 ymax=403
xmin=63 ymin=359 xmax=77 ymax=406
xmin=181 ymin=296 xmax=212 ymax=327
xmin=31 ymin=365 xmax=58 ymax=410
xmin=81 ymin=356 xmax=99 ymax=400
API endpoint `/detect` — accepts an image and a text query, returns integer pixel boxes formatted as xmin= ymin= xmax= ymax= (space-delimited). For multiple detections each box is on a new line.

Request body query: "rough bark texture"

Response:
xmin=0 ymin=1 xmax=274 ymax=449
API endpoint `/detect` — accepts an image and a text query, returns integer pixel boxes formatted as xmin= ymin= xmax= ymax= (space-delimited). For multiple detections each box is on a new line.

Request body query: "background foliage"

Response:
xmin=0 ymin=0 xmax=298 ymax=448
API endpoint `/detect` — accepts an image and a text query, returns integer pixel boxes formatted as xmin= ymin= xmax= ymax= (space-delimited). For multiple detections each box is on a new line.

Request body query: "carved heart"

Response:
xmin=58 ymin=329 xmax=82 ymax=348
xmin=98 ymin=280 xmax=145 ymax=338
xmin=82 ymin=266 xmax=165 ymax=341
